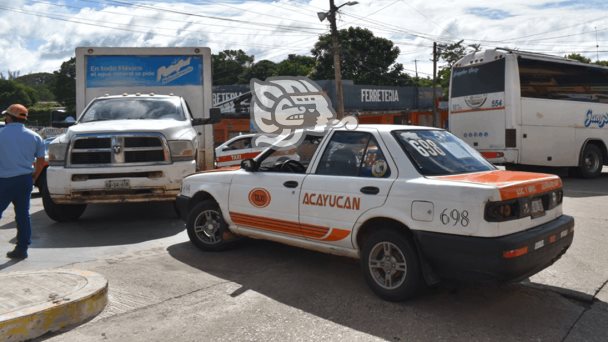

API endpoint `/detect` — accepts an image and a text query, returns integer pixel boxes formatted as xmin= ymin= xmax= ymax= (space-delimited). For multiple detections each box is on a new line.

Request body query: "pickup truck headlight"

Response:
xmin=169 ymin=140 xmax=195 ymax=161
xmin=47 ymin=142 xmax=68 ymax=166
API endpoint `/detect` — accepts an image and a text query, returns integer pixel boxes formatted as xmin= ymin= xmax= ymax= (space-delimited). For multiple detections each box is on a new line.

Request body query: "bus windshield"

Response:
xmin=451 ymin=58 xmax=505 ymax=97
xmin=393 ymin=130 xmax=495 ymax=176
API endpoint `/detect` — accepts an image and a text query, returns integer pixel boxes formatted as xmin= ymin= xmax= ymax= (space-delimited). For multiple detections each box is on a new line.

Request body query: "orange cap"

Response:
xmin=2 ymin=104 xmax=28 ymax=120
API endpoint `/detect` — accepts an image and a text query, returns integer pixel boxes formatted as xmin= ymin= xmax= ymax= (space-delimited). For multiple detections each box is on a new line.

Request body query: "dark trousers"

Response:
xmin=0 ymin=174 xmax=33 ymax=252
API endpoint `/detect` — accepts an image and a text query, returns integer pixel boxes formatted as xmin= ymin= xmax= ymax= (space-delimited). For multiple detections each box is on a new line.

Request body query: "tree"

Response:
xmin=565 ymin=53 xmax=592 ymax=63
xmin=212 ymin=50 xmax=254 ymax=85
xmin=52 ymin=57 xmax=76 ymax=113
xmin=311 ymin=26 xmax=412 ymax=86
xmin=0 ymin=79 xmax=38 ymax=110
xmin=275 ymin=54 xmax=315 ymax=76
xmin=16 ymin=72 xmax=56 ymax=101
xmin=240 ymin=60 xmax=277 ymax=82
xmin=436 ymin=40 xmax=480 ymax=95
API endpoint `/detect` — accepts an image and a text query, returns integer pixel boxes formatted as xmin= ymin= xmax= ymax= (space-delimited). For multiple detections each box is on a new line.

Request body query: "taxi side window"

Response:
xmin=227 ymin=137 xmax=251 ymax=150
xmin=316 ymin=131 xmax=390 ymax=178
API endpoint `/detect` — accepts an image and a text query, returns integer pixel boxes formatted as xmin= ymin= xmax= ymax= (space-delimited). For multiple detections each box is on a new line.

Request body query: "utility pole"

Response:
xmin=318 ymin=1 xmax=358 ymax=120
xmin=432 ymin=42 xmax=438 ymax=127
xmin=329 ymin=0 xmax=344 ymax=120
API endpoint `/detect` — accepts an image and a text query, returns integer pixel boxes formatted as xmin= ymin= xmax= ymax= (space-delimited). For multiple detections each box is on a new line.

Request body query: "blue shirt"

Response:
xmin=0 ymin=123 xmax=45 ymax=178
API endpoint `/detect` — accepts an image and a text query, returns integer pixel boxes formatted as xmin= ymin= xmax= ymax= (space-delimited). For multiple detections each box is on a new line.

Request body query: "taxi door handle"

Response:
xmin=360 ymin=186 xmax=379 ymax=195
xmin=283 ymin=181 xmax=299 ymax=188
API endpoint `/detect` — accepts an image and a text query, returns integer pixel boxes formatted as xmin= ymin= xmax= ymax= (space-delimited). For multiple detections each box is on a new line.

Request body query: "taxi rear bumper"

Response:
xmin=414 ymin=215 xmax=574 ymax=282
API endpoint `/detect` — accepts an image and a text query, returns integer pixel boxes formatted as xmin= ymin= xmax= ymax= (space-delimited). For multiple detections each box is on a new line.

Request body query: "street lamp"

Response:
xmin=317 ymin=1 xmax=358 ymax=120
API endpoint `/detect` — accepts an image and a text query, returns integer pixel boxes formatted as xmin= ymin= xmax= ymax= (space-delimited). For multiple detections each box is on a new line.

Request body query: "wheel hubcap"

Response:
xmin=193 ymin=210 xmax=222 ymax=245
xmin=584 ymin=153 xmax=599 ymax=171
xmin=368 ymin=241 xmax=407 ymax=290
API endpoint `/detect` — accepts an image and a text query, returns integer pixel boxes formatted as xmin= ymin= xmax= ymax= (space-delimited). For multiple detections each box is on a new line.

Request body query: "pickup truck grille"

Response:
xmin=68 ymin=133 xmax=169 ymax=167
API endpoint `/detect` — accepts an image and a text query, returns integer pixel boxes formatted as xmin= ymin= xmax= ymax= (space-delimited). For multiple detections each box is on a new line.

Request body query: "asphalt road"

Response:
xmin=1 ymin=170 xmax=607 ymax=341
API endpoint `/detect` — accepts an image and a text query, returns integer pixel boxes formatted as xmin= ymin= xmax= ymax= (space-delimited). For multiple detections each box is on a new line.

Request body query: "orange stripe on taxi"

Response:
xmin=431 ymin=170 xmax=562 ymax=200
xmin=229 ymin=212 xmax=350 ymax=241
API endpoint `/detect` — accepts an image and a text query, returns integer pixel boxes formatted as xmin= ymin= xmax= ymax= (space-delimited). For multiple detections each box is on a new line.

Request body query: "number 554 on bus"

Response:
xmin=449 ymin=48 xmax=608 ymax=178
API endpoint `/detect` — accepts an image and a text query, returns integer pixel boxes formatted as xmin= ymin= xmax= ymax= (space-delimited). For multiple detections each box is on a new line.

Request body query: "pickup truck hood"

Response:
xmin=66 ymin=119 xmax=194 ymax=139
xmin=429 ymin=170 xmax=562 ymax=200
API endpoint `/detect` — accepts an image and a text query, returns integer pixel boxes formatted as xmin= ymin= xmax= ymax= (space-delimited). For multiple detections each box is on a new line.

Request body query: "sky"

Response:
xmin=1 ymin=0 xmax=607 ymax=80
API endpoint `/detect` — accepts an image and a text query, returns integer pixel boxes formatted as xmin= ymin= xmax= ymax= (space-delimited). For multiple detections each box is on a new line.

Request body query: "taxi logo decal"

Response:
xmin=248 ymin=188 xmax=271 ymax=208
xmin=302 ymin=192 xmax=361 ymax=211
xmin=230 ymin=212 xmax=350 ymax=241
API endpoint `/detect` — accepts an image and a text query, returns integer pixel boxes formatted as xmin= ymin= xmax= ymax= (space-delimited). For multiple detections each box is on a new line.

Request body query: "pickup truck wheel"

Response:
xmin=361 ymin=229 xmax=422 ymax=301
xmin=577 ymin=144 xmax=603 ymax=178
xmin=187 ymin=200 xmax=234 ymax=251
xmin=39 ymin=172 xmax=87 ymax=222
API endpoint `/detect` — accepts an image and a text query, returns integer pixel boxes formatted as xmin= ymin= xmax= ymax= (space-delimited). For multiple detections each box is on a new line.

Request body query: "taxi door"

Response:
xmin=299 ymin=130 xmax=396 ymax=249
xmin=228 ymin=148 xmax=307 ymax=241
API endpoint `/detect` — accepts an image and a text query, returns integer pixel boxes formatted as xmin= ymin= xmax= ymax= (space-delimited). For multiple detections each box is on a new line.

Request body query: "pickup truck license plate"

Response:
xmin=531 ymin=198 xmax=545 ymax=218
xmin=105 ymin=179 xmax=130 ymax=189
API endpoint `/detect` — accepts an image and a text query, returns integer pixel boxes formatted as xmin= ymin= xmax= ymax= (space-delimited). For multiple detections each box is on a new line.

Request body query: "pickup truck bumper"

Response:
xmin=47 ymin=161 xmax=196 ymax=204
xmin=414 ymin=215 xmax=574 ymax=282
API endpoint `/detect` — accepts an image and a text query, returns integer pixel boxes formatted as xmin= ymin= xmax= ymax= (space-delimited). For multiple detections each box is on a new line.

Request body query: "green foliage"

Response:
xmin=565 ymin=53 xmax=592 ymax=63
xmin=15 ymin=72 xmax=56 ymax=101
xmin=52 ymin=57 xmax=76 ymax=113
xmin=311 ymin=27 xmax=412 ymax=86
xmin=437 ymin=40 xmax=480 ymax=96
xmin=275 ymin=54 xmax=315 ymax=76
xmin=242 ymin=60 xmax=277 ymax=82
xmin=0 ymin=79 xmax=38 ymax=110
xmin=212 ymin=50 xmax=254 ymax=85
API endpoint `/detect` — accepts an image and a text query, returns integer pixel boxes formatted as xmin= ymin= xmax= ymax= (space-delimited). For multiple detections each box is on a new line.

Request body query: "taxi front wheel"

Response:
xmin=186 ymin=200 xmax=235 ymax=251
xmin=361 ymin=229 xmax=422 ymax=301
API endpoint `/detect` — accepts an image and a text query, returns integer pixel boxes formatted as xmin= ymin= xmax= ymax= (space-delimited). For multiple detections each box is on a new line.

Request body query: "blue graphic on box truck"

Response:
xmin=86 ymin=55 xmax=203 ymax=88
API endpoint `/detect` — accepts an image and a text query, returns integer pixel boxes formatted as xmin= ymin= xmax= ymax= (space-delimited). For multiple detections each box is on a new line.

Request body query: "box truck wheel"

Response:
xmin=39 ymin=171 xmax=87 ymax=222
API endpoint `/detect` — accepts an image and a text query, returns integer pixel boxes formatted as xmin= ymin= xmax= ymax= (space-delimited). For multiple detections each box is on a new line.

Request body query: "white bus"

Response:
xmin=449 ymin=48 xmax=608 ymax=178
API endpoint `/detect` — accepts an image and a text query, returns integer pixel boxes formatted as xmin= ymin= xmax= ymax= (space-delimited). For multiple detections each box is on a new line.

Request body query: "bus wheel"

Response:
xmin=578 ymin=144 xmax=603 ymax=179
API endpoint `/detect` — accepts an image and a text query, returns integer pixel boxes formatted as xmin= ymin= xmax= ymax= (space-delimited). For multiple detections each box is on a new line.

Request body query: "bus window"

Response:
xmin=519 ymin=58 xmax=608 ymax=103
xmin=451 ymin=58 xmax=505 ymax=98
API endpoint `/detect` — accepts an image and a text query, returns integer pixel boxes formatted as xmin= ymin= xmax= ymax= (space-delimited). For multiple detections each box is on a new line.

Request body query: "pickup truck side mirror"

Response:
xmin=192 ymin=108 xmax=221 ymax=126
xmin=241 ymin=159 xmax=257 ymax=172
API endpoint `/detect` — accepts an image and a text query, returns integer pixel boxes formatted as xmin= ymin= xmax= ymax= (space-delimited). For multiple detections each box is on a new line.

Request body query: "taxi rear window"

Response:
xmin=393 ymin=130 xmax=495 ymax=176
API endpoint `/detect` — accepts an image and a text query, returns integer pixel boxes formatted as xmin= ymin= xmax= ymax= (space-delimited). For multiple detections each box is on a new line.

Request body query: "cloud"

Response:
xmin=467 ymin=7 xmax=514 ymax=20
xmin=0 ymin=0 xmax=606 ymax=79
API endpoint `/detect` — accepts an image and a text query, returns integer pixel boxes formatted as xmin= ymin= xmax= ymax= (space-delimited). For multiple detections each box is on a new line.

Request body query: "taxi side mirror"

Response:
xmin=241 ymin=159 xmax=256 ymax=172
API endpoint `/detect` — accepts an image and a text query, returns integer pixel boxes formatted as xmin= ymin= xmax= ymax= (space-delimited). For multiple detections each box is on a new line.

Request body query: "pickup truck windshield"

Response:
xmin=393 ymin=130 xmax=495 ymax=176
xmin=80 ymin=98 xmax=185 ymax=123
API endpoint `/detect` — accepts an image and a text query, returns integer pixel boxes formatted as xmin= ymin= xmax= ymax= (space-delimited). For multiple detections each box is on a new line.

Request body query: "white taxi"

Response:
xmin=214 ymin=133 xmax=265 ymax=167
xmin=177 ymin=125 xmax=574 ymax=301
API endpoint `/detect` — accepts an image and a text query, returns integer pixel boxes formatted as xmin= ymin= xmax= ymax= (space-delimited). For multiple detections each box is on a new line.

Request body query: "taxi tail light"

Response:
xmin=503 ymin=246 xmax=528 ymax=259
xmin=485 ymin=189 xmax=563 ymax=222
xmin=484 ymin=199 xmax=519 ymax=222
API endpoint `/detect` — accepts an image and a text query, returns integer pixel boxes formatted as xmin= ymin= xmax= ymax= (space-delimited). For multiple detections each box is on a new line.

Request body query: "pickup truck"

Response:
xmin=43 ymin=94 xmax=212 ymax=222
xmin=176 ymin=125 xmax=574 ymax=301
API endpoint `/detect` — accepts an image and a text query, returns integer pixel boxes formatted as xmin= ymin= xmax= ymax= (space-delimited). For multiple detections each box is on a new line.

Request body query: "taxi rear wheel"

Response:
xmin=361 ymin=229 xmax=422 ymax=301
xmin=186 ymin=200 xmax=234 ymax=251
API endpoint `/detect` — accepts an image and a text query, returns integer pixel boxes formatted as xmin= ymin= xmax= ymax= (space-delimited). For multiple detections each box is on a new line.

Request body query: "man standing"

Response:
xmin=0 ymin=104 xmax=45 ymax=259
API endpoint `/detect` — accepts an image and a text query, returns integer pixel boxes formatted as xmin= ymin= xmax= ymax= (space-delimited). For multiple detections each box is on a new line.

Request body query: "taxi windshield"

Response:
xmin=393 ymin=130 xmax=495 ymax=176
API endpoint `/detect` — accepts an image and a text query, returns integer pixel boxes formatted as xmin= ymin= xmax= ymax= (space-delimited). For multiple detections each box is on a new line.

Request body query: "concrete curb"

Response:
xmin=0 ymin=269 xmax=108 ymax=342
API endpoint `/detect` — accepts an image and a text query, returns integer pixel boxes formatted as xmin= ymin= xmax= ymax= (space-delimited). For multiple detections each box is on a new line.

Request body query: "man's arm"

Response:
xmin=33 ymin=157 xmax=46 ymax=184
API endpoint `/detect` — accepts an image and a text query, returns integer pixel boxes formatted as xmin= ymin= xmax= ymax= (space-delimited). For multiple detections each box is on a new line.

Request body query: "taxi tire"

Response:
xmin=361 ymin=229 xmax=422 ymax=301
xmin=186 ymin=200 xmax=233 ymax=251
xmin=39 ymin=171 xmax=87 ymax=222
